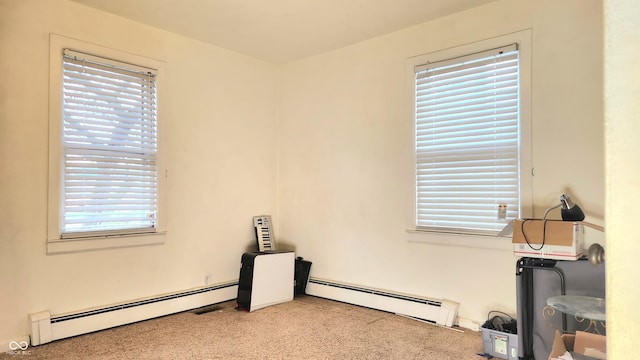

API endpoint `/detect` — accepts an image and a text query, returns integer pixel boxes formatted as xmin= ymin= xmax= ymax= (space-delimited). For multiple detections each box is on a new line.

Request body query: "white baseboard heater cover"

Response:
xmin=306 ymin=278 xmax=459 ymax=327
xmin=29 ymin=281 xmax=238 ymax=346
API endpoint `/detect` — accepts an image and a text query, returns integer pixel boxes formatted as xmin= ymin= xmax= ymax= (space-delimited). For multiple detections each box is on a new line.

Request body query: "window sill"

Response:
xmin=47 ymin=231 xmax=166 ymax=255
xmin=406 ymin=229 xmax=513 ymax=251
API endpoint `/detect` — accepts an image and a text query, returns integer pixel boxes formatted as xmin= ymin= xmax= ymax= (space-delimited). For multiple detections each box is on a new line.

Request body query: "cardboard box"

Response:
xmin=512 ymin=219 xmax=584 ymax=260
xmin=549 ymin=330 xmax=606 ymax=360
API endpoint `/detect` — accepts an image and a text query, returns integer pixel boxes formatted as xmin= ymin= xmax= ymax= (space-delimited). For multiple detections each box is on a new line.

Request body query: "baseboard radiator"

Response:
xmin=29 ymin=281 xmax=238 ymax=346
xmin=306 ymin=278 xmax=458 ymax=327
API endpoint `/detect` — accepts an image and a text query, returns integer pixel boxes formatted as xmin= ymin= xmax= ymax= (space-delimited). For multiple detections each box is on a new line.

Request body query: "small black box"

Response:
xmin=294 ymin=257 xmax=312 ymax=296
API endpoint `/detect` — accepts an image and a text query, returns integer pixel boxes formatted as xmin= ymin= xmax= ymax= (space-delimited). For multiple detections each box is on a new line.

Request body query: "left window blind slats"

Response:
xmin=61 ymin=49 xmax=158 ymax=237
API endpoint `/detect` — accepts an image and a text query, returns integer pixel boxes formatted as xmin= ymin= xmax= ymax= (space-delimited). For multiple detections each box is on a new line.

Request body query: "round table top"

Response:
xmin=546 ymin=295 xmax=606 ymax=321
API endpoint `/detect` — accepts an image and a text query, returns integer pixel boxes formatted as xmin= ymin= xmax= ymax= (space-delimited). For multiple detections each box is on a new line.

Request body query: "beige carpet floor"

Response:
xmin=3 ymin=296 xmax=485 ymax=359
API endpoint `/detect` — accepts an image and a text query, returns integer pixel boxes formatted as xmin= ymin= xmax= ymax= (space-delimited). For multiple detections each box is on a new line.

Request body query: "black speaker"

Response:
xmin=294 ymin=257 xmax=312 ymax=296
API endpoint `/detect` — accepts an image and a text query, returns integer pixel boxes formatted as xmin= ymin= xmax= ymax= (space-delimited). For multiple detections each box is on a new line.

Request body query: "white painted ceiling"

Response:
xmin=70 ymin=0 xmax=498 ymax=64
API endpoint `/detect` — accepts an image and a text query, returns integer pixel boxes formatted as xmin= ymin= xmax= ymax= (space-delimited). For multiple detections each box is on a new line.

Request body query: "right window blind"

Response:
xmin=414 ymin=44 xmax=521 ymax=235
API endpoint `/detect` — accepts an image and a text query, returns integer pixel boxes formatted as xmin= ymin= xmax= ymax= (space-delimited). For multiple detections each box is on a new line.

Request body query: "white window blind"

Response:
xmin=414 ymin=44 xmax=520 ymax=235
xmin=61 ymin=49 xmax=158 ymax=237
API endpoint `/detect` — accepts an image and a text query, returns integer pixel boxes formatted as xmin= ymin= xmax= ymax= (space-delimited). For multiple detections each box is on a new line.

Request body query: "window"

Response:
xmin=410 ymin=33 xmax=531 ymax=238
xmin=48 ymin=34 xmax=166 ymax=253
xmin=60 ymin=49 xmax=158 ymax=237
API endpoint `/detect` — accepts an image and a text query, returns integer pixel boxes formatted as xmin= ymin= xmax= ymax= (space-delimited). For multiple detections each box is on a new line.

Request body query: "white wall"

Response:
xmin=0 ymin=0 xmax=607 ymax=347
xmin=604 ymin=0 xmax=640 ymax=356
xmin=0 ymin=0 xmax=278 ymax=345
xmin=278 ymin=0 xmax=604 ymax=324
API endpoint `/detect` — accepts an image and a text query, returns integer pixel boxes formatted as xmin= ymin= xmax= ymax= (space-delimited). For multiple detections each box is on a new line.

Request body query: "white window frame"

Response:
xmin=405 ymin=30 xmax=532 ymax=249
xmin=47 ymin=34 xmax=167 ymax=254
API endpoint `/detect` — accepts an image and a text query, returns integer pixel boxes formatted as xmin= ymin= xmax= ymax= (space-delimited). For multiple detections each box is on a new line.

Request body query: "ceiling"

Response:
xmin=70 ymin=0 xmax=498 ymax=64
